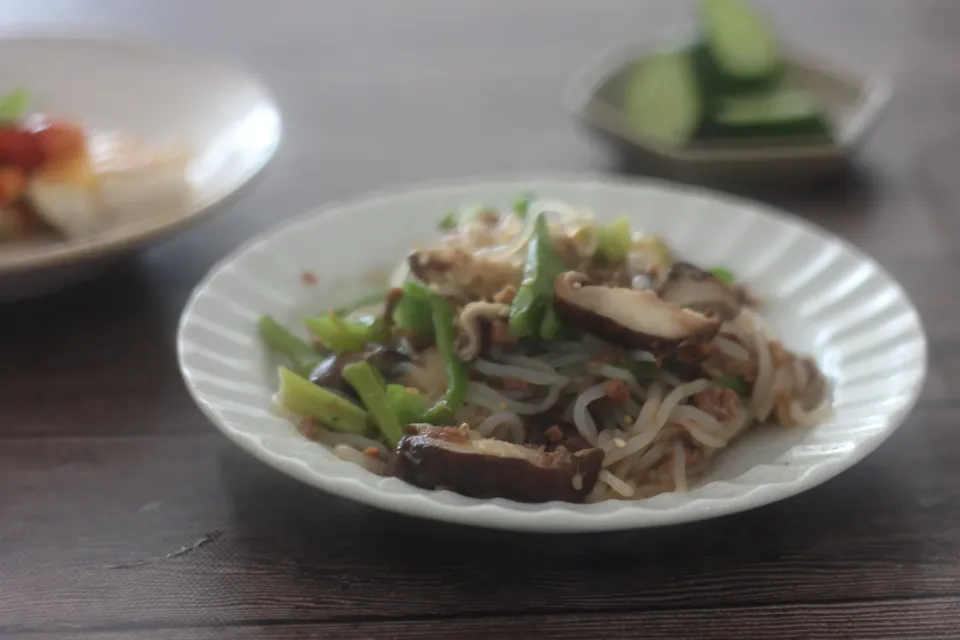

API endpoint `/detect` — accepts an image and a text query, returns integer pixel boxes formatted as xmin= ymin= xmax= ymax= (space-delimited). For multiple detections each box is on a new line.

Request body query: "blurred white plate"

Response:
xmin=178 ymin=176 xmax=926 ymax=533
xmin=0 ymin=30 xmax=282 ymax=300
xmin=566 ymin=46 xmax=891 ymax=186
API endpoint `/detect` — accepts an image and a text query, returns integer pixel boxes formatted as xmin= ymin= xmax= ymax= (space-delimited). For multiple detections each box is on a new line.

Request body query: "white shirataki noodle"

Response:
xmin=476 ymin=411 xmax=526 ymax=443
xmin=629 ymin=349 xmax=658 ymax=363
xmin=599 ymin=469 xmax=635 ymax=498
xmin=714 ymin=335 xmax=750 ymax=361
xmin=603 ymin=424 xmax=664 ymax=468
xmin=758 ymin=365 xmax=789 ymax=422
xmin=596 ymin=428 xmax=614 ymax=450
xmin=467 ymin=380 xmax=564 ymax=415
xmin=588 ymin=362 xmax=647 ymax=399
xmin=472 ymin=358 xmax=568 ymax=386
xmin=317 ymin=429 xmax=390 ymax=457
xmin=571 ymin=383 xmax=609 ymax=445
xmin=670 ymin=404 xmax=725 ymax=434
xmin=472 ymin=198 xmax=582 ymax=262
xmin=496 ymin=353 xmax=566 ymax=375
xmin=672 ymin=440 xmax=688 ymax=492
xmin=630 ymin=381 xmax=663 ymax=435
xmin=789 ymin=397 xmax=834 ymax=427
xmin=333 ymin=444 xmax=387 ymax=475
xmin=748 ymin=328 xmax=774 ymax=420
xmin=615 ymin=441 xmax=668 ymax=478
xmin=472 ymin=209 xmax=536 ymax=260
xmin=540 ymin=352 xmax=591 ymax=369
xmin=673 ymin=415 xmax=729 ymax=449
xmin=653 ymin=380 xmax=709 ymax=431
xmin=602 ymin=380 xmax=705 ymax=468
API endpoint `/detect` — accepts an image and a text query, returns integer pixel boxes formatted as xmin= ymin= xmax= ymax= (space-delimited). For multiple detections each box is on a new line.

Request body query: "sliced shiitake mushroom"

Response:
xmin=454 ymin=301 xmax=511 ymax=362
xmin=552 ymin=271 xmax=721 ymax=355
xmin=656 ymin=262 xmax=741 ymax=321
xmin=388 ymin=424 xmax=604 ymax=503
xmin=309 ymin=346 xmax=410 ymax=397
xmin=407 ymin=248 xmax=521 ymax=300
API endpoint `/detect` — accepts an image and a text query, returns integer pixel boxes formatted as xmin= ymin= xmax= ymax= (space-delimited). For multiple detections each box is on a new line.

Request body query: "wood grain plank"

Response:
xmin=10 ymin=599 xmax=960 ymax=640
xmin=2 ymin=405 xmax=959 ymax=633
xmin=1 ymin=0 xmax=959 ymax=637
xmin=0 ymin=265 xmax=202 ymax=439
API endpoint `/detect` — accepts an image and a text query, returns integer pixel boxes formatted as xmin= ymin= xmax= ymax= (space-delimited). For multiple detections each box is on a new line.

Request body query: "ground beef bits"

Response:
xmin=694 ymin=386 xmax=741 ymax=424
xmin=388 ymin=425 xmax=604 ymax=503
xmin=526 ymin=418 xmax=593 ymax=453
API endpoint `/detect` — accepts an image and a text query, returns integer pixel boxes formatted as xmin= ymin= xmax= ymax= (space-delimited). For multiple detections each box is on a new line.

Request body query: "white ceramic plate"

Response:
xmin=178 ymin=176 xmax=926 ymax=533
xmin=0 ymin=30 xmax=282 ymax=300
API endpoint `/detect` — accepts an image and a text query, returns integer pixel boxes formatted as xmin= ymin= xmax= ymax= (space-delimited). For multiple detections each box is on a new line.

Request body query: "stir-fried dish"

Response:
xmin=259 ymin=195 xmax=832 ymax=503
xmin=0 ymin=90 xmax=191 ymax=242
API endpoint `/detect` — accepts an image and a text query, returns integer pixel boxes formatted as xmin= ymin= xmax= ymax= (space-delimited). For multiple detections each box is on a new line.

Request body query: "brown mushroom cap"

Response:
xmin=309 ymin=346 xmax=410 ymax=397
xmin=407 ymin=248 xmax=521 ymax=301
xmin=455 ymin=301 xmax=511 ymax=362
xmin=388 ymin=424 xmax=604 ymax=503
xmin=552 ymin=271 xmax=721 ymax=354
xmin=657 ymin=262 xmax=741 ymax=322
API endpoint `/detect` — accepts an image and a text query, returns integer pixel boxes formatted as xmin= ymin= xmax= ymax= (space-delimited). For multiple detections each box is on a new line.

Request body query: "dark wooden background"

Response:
xmin=2 ymin=1 xmax=960 ymax=638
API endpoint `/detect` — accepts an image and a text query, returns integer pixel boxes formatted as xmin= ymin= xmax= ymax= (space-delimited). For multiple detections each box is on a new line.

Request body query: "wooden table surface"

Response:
xmin=3 ymin=1 xmax=960 ymax=638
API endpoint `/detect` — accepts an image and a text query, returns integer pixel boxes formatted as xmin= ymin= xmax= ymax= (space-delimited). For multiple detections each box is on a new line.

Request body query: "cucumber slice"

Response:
xmin=623 ymin=52 xmax=702 ymax=147
xmin=699 ymin=0 xmax=782 ymax=91
xmin=701 ymin=89 xmax=833 ymax=141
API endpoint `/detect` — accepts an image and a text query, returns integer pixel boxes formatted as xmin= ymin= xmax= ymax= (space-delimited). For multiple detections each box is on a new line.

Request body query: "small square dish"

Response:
xmin=565 ymin=46 xmax=892 ymax=186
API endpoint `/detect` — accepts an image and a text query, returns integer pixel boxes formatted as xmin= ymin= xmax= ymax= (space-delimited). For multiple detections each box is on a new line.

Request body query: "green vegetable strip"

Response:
xmin=0 ymin=89 xmax=29 ymax=121
xmin=304 ymin=313 xmax=388 ymax=354
xmin=709 ymin=267 xmax=736 ymax=286
xmin=258 ymin=315 xmax=324 ymax=377
xmin=342 ymin=362 xmax=405 ymax=446
xmin=424 ymin=287 xmax=469 ymax=423
xmin=595 ymin=216 xmax=633 ymax=264
xmin=507 ymin=279 xmax=539 ymax=338
xmin=334 ymin=290 xmax=388 ymax=316
xmin=277 ymin=366 xmax=370 ymax=434
xmin=438 ymin=210 xmax=458 ymax=230
xmin=392 ymin=281 xmax=434 ymax=335
xmin=508 ymin=212 xmax=570 ymax=339
xmin=512 ymin=192 xmax=535 ymax=218
xmin=400 ymin=282 xmax=468 ymax=424
xmin=386 ymin=384 xmax=427 ymax=425
xmin=540 ymin=306 xmax=576 ymax=341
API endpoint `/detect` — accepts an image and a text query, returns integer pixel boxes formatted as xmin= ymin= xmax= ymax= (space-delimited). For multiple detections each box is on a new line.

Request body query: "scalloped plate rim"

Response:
xmin=177 ymin=173 xmax=927 ymax=533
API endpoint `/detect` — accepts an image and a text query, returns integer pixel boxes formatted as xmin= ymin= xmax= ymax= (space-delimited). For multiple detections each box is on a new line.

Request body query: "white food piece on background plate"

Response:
xmin=26 ymin=133 xmax=192 ymax=238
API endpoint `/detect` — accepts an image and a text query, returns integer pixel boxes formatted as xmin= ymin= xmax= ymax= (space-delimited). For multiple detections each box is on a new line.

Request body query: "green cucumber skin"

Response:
xmin=623 ymin=41 xmax=832 ymax=147
xmin=697 ymin=0 xmax=784 ymax=93
xmin=696 ymin=99 xmax=833 ymax=142
xmin=689 ymin=41 xmax=832 ymax=143
xmin=623 ymin=52 xmax=704 ymax=148
xmin=692 ymin=40 xmax=784 ymax=97
xmin=697 ymin=116 xmax=832 ymax=143
xmin=698 ymin=87 xmax=833 ymax=142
